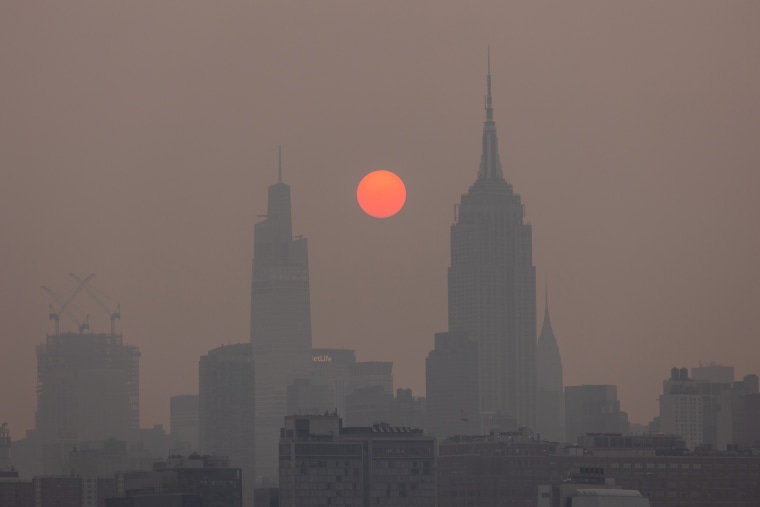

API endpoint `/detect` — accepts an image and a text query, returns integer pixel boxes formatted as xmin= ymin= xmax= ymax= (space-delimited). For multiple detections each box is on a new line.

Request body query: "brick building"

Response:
xmin=279 ymin=414 xmax=435 ymax=507
xmin=438 ymin=434 xmax=760 ymax=507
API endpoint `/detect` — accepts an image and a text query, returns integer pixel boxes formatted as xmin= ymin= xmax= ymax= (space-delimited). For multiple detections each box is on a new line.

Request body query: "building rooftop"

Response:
xmin=574 ymin=489 xmax=644 ymax=497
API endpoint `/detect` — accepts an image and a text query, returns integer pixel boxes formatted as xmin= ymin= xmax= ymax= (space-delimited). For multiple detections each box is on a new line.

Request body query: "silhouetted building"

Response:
xmin=438 ymin=433 xmax=559 ymax=507
xmin=565 ymin=386 xmax=621 ymax=443
xmin=250 ymin=151 xmax=313 ymax=482
xmin=309 ymin=348 xmax=357 ymax=417
xmin=68 ymin=439 xmax=125 ymax=507
xmin=111 ymin=455 xmax=241 ymax=507
xmin=279 ymin=414 xmax=435 ymax=507
xmin=255 ymin=487 xmax=280 ymax=507
xmin=286 ymin=378 xmax=332 ymax=416
xmin=438 ymin=436 xmax=760 ymax=507
xmin=447 ymin=55 xmax=536 ymax=430
xmin=425 ymin=331 xmax=479 ymax=438
xmin=343 ymin=385 xmax=393 ymax=427
xmin=170 ymin=396 xmax=199 ymax=454
xmin=35 ymin=332 xmax=140 ymax=475
xmin=734 ymin=391 xmax=760 ymax=449
xmin=392 ymin=388 xmax=426 ymax=429
xmin=253 ymin=487 xmax=279 ymax=507
xmin=198 ymin=344 xmax=254 ymax=506
xmin=535 ymin=288 xmax=564 ymax=442
xmin=692 ymin=362 xmax=734 ymax=384
xmin=0 ymin=470 xmax=33 ymax=507
xmin=351 ymin=361 xmax=393 ymax=395
xmin=715 ymin=373 xmax=759 ymax=450
xmin=32 ymin=476 xmax=83 ymax=507
xmin=0 ymin=424 xmax=9 ymax=471
xmin=127 ymin=425 xmax=172 ymax=466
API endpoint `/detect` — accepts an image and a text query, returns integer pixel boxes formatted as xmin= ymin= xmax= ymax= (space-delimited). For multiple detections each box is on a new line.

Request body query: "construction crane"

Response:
xmin=40 ymin=273 xmax=94 ymax=335
xmin=69 ymin=273 xmax=121 ymax=335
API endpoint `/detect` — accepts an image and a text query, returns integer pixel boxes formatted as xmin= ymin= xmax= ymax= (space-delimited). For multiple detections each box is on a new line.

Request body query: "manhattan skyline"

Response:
xmin=2 ymin=0 xmax=759 ymax=438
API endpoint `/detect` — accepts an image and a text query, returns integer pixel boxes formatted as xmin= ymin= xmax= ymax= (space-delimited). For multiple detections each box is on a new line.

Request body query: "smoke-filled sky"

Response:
xmin=2 ymin=1 xmax=759 ymax=435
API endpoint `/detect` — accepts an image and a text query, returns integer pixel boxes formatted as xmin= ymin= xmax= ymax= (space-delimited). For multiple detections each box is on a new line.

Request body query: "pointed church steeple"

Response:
xmin=477 ymin=47 xmax=504 ymax=182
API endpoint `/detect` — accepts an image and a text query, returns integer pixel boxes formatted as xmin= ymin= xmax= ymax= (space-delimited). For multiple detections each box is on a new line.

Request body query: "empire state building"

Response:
xmin=448 ymin=56 xmax=536 ymax=430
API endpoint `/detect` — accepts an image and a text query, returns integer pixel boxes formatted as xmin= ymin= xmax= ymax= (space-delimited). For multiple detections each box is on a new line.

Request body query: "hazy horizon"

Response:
xmin=2 ymin=1 xmax=759 ymax=436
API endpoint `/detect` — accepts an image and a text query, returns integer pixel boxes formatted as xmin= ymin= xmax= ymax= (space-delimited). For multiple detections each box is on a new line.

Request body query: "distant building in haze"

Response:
xmin=447 ymin=54 xmax=536 ymax=430
xmin=250 ymin=150 xmax=313 ymax=483
xmin=35 ymin=332 xmax=139 ymax=475
xmin=425 ymin=331 xmax=479 ymax=438
xmin=0 ymin=424 xmax=10 ymax=471
xmin=350 ymin=361 xmax=393 ymax=395
xmin=565 ymin=385 xmax=621 ymax=443
xmin=198 ymin=344 xmax=254 ymax=507
xmin=535 ymin=288 xmax=565 ymax=442
xmin=657 ymin=366 xmax=759 ymax=451
xmin=343 ymin=385 xmax=393 ymax=427
xmin=692 ymin=362 xmax=735 ymax=384
xmin=286 ymin=378 xmax=332 ymax=416
xmin=309 ymin=348 xmax=357 ymax=416
xmin=170 ymin=395 xmax=199 ymax=454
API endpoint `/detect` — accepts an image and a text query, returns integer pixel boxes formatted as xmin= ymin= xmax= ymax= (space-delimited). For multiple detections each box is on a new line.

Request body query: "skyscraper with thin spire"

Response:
xmin=536 ymin=284 xmax=565 ymax=441
xmin=448 ymin=52 xmax=537 ymax=430
xmin=250 ymin=148 xmax=313 ymax=483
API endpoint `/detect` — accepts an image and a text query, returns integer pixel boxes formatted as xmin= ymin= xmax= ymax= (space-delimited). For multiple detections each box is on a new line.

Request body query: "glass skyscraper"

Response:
xmin=250 ymin=151 xmax=313 ymax=483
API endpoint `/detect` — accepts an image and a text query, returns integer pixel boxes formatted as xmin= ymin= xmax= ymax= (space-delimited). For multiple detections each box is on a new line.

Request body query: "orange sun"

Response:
xmin=356 ymin=170 xmax=406 ymax=218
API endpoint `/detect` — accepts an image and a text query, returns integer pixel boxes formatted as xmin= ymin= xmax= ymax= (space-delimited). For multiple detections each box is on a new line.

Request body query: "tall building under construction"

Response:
xmin=36 ymin=277 xmax=139 ymax=475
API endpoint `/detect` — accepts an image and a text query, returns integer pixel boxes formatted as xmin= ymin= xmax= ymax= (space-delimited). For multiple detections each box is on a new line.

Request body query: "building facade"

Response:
xmin=447 ymin=56 xmax=536 ymax=430
xmin=438 ymin=435 xmax=760 ymax=507
xmin=425 ymin=331 xmax=479 ymax=438
xmin=309 ymin=348 xmax=358 ymax=417
xmin=250 ymin=154 xmax=313 ymax=482
xmin=658 ymin=367 xmax=760 ymax=451
xmin=565 ymin=385 xmax=621 ymax=443
xmin=112 ymin=455 xmax=241 ymax=507
xmin=198 ymin=344 xmax=254 ymax=506
xmin=35 ymin=332 xmax=140 ymax=475
xmin=169 ymin=395 xmax=199 ymax=454
xmin=279 ymin=414 xmax=435 ymax=507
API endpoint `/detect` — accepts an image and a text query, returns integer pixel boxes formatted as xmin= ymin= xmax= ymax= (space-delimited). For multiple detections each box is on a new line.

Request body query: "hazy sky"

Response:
xmin=2 ymin=1 xmax=759 ymax=435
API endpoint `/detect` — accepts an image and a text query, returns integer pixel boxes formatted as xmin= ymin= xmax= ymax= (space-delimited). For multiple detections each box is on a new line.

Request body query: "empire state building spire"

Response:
xmin=477 ymin=47 xmax=504 ymax=182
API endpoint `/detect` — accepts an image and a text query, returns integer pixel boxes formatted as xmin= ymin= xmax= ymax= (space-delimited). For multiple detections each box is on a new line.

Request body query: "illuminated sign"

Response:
xmin=312 ymin=354 xmax=333 ymax=363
